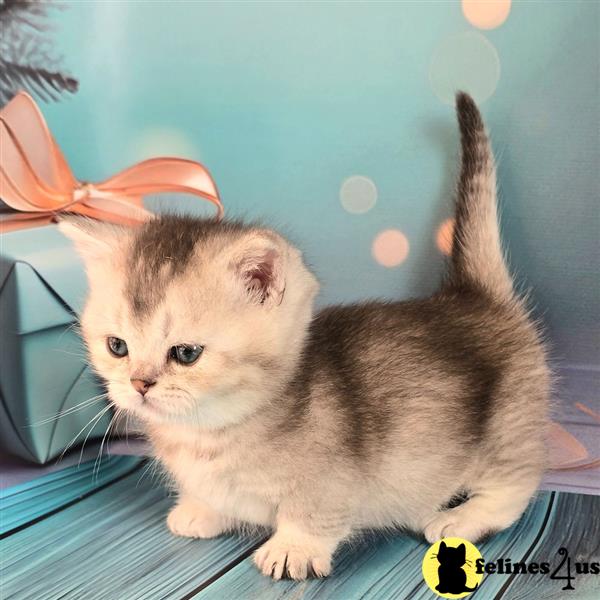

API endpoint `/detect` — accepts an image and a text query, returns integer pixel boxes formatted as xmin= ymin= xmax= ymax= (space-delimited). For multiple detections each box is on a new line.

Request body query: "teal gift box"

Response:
xmin=0 ymin=225 xmax=110 ymax=464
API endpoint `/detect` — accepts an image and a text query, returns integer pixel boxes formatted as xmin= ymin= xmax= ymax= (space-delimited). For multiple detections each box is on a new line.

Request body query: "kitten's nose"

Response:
xmin=130 ymin=378 xmax=156 ymax=396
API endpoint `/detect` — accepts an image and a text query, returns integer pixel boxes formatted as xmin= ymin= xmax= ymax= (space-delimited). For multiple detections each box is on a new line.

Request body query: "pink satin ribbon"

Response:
xmin=548 ymin=402 xmax=600 ymax=471
xmin=0 ymin=92 xmax=223 ymax=233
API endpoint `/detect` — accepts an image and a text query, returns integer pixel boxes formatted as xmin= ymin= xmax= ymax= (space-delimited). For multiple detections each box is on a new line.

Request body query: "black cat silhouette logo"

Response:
xmin=422 ymin=537 xmax=484 ymax=598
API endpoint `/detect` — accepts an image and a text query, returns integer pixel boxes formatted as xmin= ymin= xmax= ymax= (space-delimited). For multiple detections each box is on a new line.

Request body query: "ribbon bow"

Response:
xmin=0 ymin=92 xmax=223 ymax=233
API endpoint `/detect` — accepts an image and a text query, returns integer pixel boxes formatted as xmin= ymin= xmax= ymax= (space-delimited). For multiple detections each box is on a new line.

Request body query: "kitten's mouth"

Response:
xmin=136 ymin=396 xmax=165 ymax=415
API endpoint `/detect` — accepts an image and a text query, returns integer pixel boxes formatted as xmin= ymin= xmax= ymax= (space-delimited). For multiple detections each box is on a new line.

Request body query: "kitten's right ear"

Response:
xmin=439 ymin=541 xmax=447 ymax=550
xmin=229 ymin=230 xmax=287 ymax=307
xmin=58 ymin=216 xmax=129 ymax=267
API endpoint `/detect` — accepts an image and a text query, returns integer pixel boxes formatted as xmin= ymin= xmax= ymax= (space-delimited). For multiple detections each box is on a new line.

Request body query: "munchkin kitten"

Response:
xmin=61 ymin=93 xmax=550 ymax=580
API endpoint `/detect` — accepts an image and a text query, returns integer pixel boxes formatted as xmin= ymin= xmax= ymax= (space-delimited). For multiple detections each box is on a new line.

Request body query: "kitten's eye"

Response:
xmin=170 ymin=344 xmax=204 ymax=365
xmin=107 ymin=337 xmax=128 ymax=358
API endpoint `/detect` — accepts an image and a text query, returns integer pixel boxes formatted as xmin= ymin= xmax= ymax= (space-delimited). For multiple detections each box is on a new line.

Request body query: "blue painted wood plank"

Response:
xmin=1 ymin=465 xmax=263 ymax=600
xmin=496 ymin=492 xmax=600 ymax=600
xmin=3 ymin=457 xmax=598 ymax=600
xmin=0 ymin=455 xmax=142 ymax=535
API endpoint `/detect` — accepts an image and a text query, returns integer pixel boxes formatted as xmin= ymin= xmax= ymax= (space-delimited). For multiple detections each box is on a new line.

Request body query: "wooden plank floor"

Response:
xmin=1 ymin=457 xmax=264 ymax=600
xmin=192 ymin=493 xmax=554 ymax=600
xmin=1 ymin=456 xmax=599 ymax=599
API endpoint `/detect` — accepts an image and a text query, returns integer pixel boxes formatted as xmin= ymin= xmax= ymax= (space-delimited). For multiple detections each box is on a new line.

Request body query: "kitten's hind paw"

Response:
xmin=167 ymin=499 xmax=227 ymax=539
xmin=253 ymin=532 xmax=333 ymax=580
xmin=423 ymin=505 xmax=492 ymax=544
xmin=423 ymin=488 xmax=531 ymax=544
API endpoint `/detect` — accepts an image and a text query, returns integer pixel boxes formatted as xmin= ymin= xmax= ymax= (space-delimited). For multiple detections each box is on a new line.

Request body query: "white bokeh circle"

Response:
xmin=429 ymin=31 xmax=500 ymax=105
xmin=340 ymin=175 xmax=378 ymax=214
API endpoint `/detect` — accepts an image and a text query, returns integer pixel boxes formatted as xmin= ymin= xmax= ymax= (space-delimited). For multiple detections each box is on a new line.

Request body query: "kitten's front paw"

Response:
xmin=253 ymin=532 xmax=333 ymax=580
xmin=167 ymin=500 xmax=227 ymax=539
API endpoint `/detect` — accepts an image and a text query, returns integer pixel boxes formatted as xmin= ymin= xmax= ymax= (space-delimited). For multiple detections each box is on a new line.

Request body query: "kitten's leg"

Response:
xmin=424 ymin=385 xmax=548 ymax=543
xmin=422 ymin=478 xmax=540 ymax=544
xmin=253 ymin=510 xmax=351 ymax=580
xmin=167 ymin=495 xmax=230 ymax=539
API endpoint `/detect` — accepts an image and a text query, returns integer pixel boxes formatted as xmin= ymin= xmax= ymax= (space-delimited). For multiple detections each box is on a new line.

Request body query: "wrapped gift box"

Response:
xmin=0 ymin=91 xmax=223 ymax=464
xmin=0 ymin=225 xmax=111 ymax=464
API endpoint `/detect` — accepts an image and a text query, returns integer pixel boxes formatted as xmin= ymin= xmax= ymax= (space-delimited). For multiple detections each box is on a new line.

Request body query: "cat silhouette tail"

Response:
xmin=464 ymin=583 xmax=479 ymax=592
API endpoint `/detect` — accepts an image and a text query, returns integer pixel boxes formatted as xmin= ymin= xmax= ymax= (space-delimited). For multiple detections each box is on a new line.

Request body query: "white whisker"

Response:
xmin=50 ymin=349 xmax=90 ymax=360
xmin=55 ymin=402 xmax=112 ymax=465
xmin=125 ymin=411 xmax=131 ymax=446
xmin=93 ymin=407 xmax=121 ymax=479
xmin=27 ymin=394 xmax=108 ymax=427
xmin=76 ymin=403 xmax=114 ymax=466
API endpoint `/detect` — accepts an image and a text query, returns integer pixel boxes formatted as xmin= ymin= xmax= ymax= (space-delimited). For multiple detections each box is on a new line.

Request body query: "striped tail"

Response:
xmin=449 ymin=92 xmax=514 ymax=302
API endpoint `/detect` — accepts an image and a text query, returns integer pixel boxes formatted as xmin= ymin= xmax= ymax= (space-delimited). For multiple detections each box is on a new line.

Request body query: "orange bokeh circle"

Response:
xmin=372 ymin=229 xmax=410 ymax=267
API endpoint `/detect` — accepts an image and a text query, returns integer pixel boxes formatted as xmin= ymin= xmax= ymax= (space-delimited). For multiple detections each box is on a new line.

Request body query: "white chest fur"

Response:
xmin=152 ymin=427 xmax=279 ymax=527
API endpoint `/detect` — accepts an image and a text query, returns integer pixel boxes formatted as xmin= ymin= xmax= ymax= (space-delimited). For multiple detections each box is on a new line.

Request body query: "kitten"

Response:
xmin=61 ymin=93 xmax=550 ymax=580
xmin=435 ymin=541 xmax=478 ymax=594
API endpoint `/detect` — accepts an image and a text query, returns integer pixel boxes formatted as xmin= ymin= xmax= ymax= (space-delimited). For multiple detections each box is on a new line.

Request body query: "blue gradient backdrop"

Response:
xmin=38 ymin=1 xmax=599 ymax=369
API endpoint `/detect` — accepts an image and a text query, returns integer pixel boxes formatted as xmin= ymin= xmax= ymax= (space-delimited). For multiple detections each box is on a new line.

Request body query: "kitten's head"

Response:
xmin=60 ymin=215 xmax=318 ymax=429
xmin=437 ymin=541 xmax=466 ymax=567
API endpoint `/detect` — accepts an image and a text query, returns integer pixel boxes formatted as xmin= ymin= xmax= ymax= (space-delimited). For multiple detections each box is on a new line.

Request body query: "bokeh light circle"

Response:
xmin=372 ymin=229 xmax=410 ymax=267
xmin=132 ymin=127 xmax=200 ymax=161
xmin=340 ymin=175 xmax=378 ymax=214
xmin=436 ymin=218 xmax=455 ymax=255
xmin=429 ymin=31 xmax=500 ymax=105
xmin=462 ymin=0 xmax=511 ymax=30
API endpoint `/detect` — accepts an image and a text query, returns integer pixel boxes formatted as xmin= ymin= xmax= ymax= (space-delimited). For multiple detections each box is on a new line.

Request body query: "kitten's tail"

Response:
xmin=448 ymin=92 xmax=514 ymax=302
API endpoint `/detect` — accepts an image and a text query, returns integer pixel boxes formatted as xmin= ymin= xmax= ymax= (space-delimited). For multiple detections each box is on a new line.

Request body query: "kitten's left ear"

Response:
xmin=230 ymin=231 xmax=286 ymax=307
xmin=58 ymin=216 xmax=129 ymax=268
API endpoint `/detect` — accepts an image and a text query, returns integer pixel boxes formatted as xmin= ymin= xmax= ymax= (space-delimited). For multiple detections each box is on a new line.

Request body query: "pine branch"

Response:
xmin=0 ymin=1 xmax=76 ymax=106
xmin=0 ymin=58 xmax=78 ymax=104
xmin=0 ymin=0 xmax=52 ymax=32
